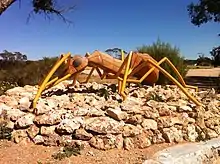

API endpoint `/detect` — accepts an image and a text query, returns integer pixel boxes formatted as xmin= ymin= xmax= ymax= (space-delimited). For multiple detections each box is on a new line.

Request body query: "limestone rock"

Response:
xmin=18 ymin=97 xmax=31 ymax=111
xmin=74 ymin=128 xmax=93 ymax=140
xmin=34 ymin=111 xmax=61 ymax=125
xmin=122 ymin=124 xmax=142 ymax=137
xmin=5 ymin=108 xmax=26 ymax=122
xmin=85 ymin=117 xmax=124 ymax=134
xmin=125 ymin=114 xmax=143 ymax=125
xmin=106 ymin=107 xmax=128 ymax=121
xmin=142 ymin=106 xmax=159 ymax=119
xmin=141 ymin=119 xmax=158 ymax=130
xmin=123 ymin=137 xmax=134 ymax=150
xmin=26 ymin=124 xmax=39 ymax=139
xmin=15 ymin=113 xmax=35 ymax=129
xmin=186 ymin=124 xmax=198 ymax=142
xmin=12 ymin=129 xmax=28 ymax=143
xmin=133 ymin=132 xmax=152 ymax=148
xmin=40 ymin=126 xmax=56 ymax=136
xmin=162 ymin=127 xmax=183 ymax=143
xmin=89 ymin=134 xmax=123 ymax=150
xmin=33 ymin=135 xmax=44 ymax=144
xmin=56 ymin=118 xmax=82 ymax=134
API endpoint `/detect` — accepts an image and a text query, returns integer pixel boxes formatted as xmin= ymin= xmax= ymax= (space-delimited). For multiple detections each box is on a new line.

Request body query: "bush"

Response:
xmin=0 ymin=56 xmax=65 ymax=95
xmin=137 ymin=39 xmax=188 ymax=85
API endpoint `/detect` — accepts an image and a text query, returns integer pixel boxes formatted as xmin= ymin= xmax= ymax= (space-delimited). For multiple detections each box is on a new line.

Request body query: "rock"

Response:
xmin=142 ymin=106 xmax=160 ymax=119
xmin=157 ymin=116 xmax=173 ymax=128
xmin=186 ymin=124 xmax=198 ymax=142
xmin=73 ymin=106 xmax=89 ymax=116
xmin=133 ymin=132 xmax=152 ymax=148
xmin=195 ymin=126 xmax=206 ymax=141
xmin=106 ymin=107 xmax=128 ymax=121
xmin=157 ymin=114 xmax=195 ymax=128
xmin=34 ymin=111 xmax=61 ymax=125
xmin=18 ymin=97 xmax=31 ymax=111
xmin=123 ymin=137 xmax=134 ymax=150
xmin=205 ymin=117 xmax=220 ymax=129
xmin=26 ymin=124 xmax=39 ymax=139
xmin=5 ymin=87 xmax=25 ymax=96
xmin=2 ymin=82 xmax=220 ymax=150
xmin=155 ymin=103 xmax=175 ymax=116
xmin=4 ymin=97 xmax=18 ymax=108
xmin=171 ymin=114 xmax=195 ymax=126
xmin=15 ymin=113 xmax=35 ymax=129
xmin=122 ymin=124 xmax=142 ymax=137
xmin=56 ymin=118 xmax=81 ymax=134
xmin=141 ymin=119 xmax=158 ymax=130
xmin=45 ymin=97 xmax=59 ymax=109
xmin=87 ymin=107 xmax=105 ymax=117
xmin=178 ymin=105 xmax=193 ymax=112
xmin=12 ymin=129 xmax=28 ymax=143
xmin=0 ymin=95 xmax=12 ymax=103
xmin=40 ymin=126 xmax=56 ymax=136
xmin=5 ymin=121 xmax=14 ymax=129
xmin=152 ymin=130 xmax=165 ymax=144
xmin=162 ymin=127 xmax=183 ymax=143
xmin=206 ymin=128 xmax=218 ymax=139
xmin=85 ymin=117 xmax=124 ymax=134
xmin=33 ymin=135 xmax=44 ymax=144
xmin=43 ymin=133 xmax=61 ymax=146
xmin=0 ymin=103 xmax=11 ymax=112
xmin=58 ymin=135 xmax=74 ymax=146
xmin=33 ymin=102 xmax=51 ymax=115
xmin=5 ymin=108 xmax=26 ymax=122
xmin=214 ymin=126 xmax=220 ymax=135
xmin=125 ymin=114 xmax=143 ymax=125
xmin=74 ymin=128 xmax=93 ymax=140
xmin=89 ymin=134 xmax=123 ymax=150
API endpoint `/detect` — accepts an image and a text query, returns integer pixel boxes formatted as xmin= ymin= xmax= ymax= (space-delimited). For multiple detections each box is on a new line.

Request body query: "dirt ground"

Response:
xmin=0 ymin=140 xmax=177 ymax=164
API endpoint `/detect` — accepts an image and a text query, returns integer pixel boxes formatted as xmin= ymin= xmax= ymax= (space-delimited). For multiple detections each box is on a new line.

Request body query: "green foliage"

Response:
xmin=52 ymin=145 xmax=83 ymax=160
xmin=196 ymin=54 xmax=213 ymax=66
xmin=187 ymin=0 xmax=220 ymax=27
xmin=0 ymin=50 xmax=27 ymax=61
xmin=210 ymin=46 xmax=220 ymax=67
xmin=137 ymin=39 xmax=188 ymax=85
xmin=0 ymin=111 xmax=13 ymax=140
xmin=105 ymin=48 xmax=128 ymax=60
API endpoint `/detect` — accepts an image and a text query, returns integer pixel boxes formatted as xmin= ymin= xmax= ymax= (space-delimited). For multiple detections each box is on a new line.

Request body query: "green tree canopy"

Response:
xmin=187 ymin=0 xmax=220 ymax=26
xmin=210 ymin=46 xmax=220 ymax=66
xmin=105 ymin=48 xmax=128 ymax=60
xmin=0 ymin=50 xmax=27 ymax=61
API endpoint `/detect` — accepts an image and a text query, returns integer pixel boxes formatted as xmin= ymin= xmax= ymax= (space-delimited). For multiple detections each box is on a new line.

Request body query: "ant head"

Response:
xmin=67 ymin=55 xmax=88 ymax=74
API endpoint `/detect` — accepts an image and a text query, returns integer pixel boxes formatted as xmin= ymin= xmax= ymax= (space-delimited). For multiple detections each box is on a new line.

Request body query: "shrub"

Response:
xmin=137 ymin=39 xmax=188 ymax=85
xmin=0 ymin=56 xmax=65 ymax=95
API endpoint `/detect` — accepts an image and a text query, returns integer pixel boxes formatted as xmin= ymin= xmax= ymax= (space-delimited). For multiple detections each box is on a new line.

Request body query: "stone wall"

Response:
xmin=0 ymin=81 xmax=219 ymax=150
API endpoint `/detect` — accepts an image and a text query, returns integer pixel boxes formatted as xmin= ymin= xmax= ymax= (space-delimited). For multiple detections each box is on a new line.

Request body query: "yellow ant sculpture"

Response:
xmin=32 ymin=50 xmax=203 ymax=108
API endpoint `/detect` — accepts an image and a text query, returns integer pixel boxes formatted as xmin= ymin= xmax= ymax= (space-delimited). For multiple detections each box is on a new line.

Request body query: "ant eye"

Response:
xmin=72 ymin=58 xmax=82 ymax=67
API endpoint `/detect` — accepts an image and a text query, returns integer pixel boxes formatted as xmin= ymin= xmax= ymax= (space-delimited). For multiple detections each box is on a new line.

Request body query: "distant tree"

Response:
xmin=0 ymin=50 xmax=27 ymax=61
xmin=0 ymin=0 xmax=75 ymax=24
xmin=187 ymin=0 xmax=220 ymax=27
xmin=210 ymin=46 xmax=220 ymax=66
xmin=14 ymin=52 xmax=27 ymax=61
xmin=196 ymin=53 xmax=212 ymax=66
xmin=105 ymin=48 xmax=128 ymax=60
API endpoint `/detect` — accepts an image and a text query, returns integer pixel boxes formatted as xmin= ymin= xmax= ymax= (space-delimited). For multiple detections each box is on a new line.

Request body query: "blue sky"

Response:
xmin=0 ymin=0 xmax=219 ymax=60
